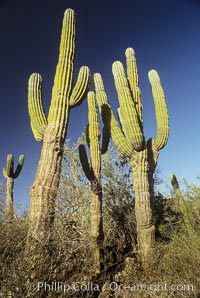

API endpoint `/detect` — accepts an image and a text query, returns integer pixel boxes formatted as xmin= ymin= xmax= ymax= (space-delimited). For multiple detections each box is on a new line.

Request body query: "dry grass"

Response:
xmin=1 ymin=192 xmax=199 ymax=298
xmin=0 ymin=150 xmax=200 ymax=297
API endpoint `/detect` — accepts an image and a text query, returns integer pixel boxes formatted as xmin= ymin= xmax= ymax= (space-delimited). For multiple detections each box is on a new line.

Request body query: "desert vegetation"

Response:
xmin=0 ymin=7 xmax=200 ymax=298
xmin=1 ymin=143 xmax=200 ymax=297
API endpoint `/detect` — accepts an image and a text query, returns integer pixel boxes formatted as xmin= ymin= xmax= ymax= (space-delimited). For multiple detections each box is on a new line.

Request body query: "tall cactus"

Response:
xmin=79 ymin=91 xmax=109 ymax=274
xmin=170 ymin=174 xmax=193 ymax=236
xmin=26 ymin=9 xmax=90 ymax=265
xmin=3 ymin=154 xmax=25 ymax=219
xmin=94 ymin=48 xmax=169 ymax=265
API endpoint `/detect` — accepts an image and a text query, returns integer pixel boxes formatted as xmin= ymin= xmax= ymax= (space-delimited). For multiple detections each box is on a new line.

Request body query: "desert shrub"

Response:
xmin=53 ymin=141 xmax=135 ymax=272
xmin=1 ymin=138 xmax=200 ymax=298
xmin=0 ymin=209 xmax=29 ymax=297
xmin=0 ymin=182 xmax=6 ymax=220
xmin=113 ymin=180 xmax=200 ymax=298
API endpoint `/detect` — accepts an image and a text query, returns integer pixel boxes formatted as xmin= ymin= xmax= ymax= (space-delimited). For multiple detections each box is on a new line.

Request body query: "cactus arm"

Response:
xmin=12 ymin=155 xmax=25 ymax=179
xmin=28 ymin=73 xmax=48 ymax=142
xmin=87 ymin=91 xmax=101 ymax=180
xmin=101 ymin=126 xmax=110 ymax=155
xmin=79 ymin=144 xmax=94 ymax=181
xmin=3 ymin=154 xmax=25 ymax=179
xmin=112 ymin=61 xmax=144 ymax=151
xmin=79 ymin=91 xmax=104 ymax=182
xmin=2 ymin=168 xmax=8 ymax=178
xmin=117 ymin=106 xmax=140 ymax=150
xmin=117 ymin=107 xmax=129 ymax=137
xmin=47 ymin=9 xmax=76 ymax=125
xmin=3 ymin=154 xmax=14 ymax=178
xmin=148 ymin=70 xmax=169 ymax=150
xmin=69 ymin=66 xmax=90 ymax=107
xmin=93 ymin=73 xmax=133 ymax=157
xmin=85 ymin=124 xmax=90 ymax=148
xmin=125 ymin=48 xmax=143 ymax=121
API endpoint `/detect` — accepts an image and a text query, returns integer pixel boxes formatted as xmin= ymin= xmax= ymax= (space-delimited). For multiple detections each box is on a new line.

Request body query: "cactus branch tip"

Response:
xmin=64 ymin=8 xmax=75 ymax=18
xmin=93 ymin=73 xmax=102 ymax=81
xmin=112 ymin=61 xmax=126 ymax=79
xmin=30 ymin=72 xmax=40 ymax=77
xmin=93 ymin=73 xmax=104 ymax=91
xmin=29 ymin=73 xmax=42 ymax=83
xmin=125 ymin=47 xmax=135 ymax=57
xmin=82 ymin=65 xmax=90 ymax=72
xmin=88 ymin=90 xmax=95 ymax=97
xmin=148 ymin=69 xmax=160 ymax=84
xmin=112 ymin=60 xmax=123 ymax=71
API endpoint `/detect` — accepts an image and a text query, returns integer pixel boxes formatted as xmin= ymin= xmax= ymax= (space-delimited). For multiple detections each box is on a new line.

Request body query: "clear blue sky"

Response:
xmin=0 ymin=0 xmax=200 ymax=209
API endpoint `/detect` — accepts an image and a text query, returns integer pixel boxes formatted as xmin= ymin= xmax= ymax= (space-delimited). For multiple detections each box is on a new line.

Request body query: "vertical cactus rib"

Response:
xmin=70 ymin=66 xmax=90 ymax=106
xmin=48 ymin=8 xmax=76 ymax=124
xmin=88 ymin=91 xmax=101 ymax=180
xmin=28 ymin=73 xmax=47 ymax=142
xmin=94 ymin=73 xmax=133 ymax=157
xmin=148 ymin=70 xmax=169 ymax=150
xmin=112 ymin=61 xmax=144 ymax=150
xmin=125 ymin=47 xmax=143 ymax=121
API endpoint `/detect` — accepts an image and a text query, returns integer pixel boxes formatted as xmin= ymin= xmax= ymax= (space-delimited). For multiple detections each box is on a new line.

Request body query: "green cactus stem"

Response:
xmin=79 ymin=91 xmax=109 ymax=274
xmin=3 ymin=154 xmax=24 ymax=219
xmin=94 ymin=47 xmax=169 ymax=266
xmin=25 ymin=8 xmax=90 ymax=277
xmin=170 ymin=174 xmax=193 ymax=236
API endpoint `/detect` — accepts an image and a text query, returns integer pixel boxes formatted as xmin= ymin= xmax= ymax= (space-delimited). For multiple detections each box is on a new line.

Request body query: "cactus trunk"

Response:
xmin=6 ymin=177 xmax=14 ymax=219
xmin=79 ymin=92 xmax=109 ymax=273
xmin=29 ymin=122 xmax=68 ymax=240
xmin=130 ymin=144 xmax=157 ymax=263
xmin=26 ymin=125 xmax=68 ymax=279
xmin=90 ymin=180 xmax=104 ymax=273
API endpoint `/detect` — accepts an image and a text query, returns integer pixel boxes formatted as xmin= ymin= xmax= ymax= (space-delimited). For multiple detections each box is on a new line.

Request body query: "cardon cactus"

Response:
xmin=94 ymin=48 xmax=169 ymax=265
xmin=3 ymin=154 xmax=24 ymax=219
xmin=170 ymin=174 xmax=193 ymax=236
xmin=26 ymin=8 xmax=90 ymax=271
xmin=79 ymin=91 xmax=109 ymax=274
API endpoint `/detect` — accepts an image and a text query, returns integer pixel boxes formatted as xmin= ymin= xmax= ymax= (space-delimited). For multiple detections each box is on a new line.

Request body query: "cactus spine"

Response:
xmin=79 ymin=91 xmax=109 ymax=274
xmin=3 ymin=154 xmax=24 ymax=219
xmin=170 ymin=174 xmax=193 ymax=236
xmin=94 ymin=48 xmax=169 ymax=265
xmin=26 ymin=9 xmax=90 ymax=266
